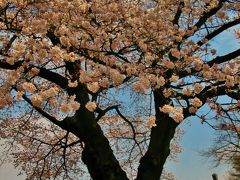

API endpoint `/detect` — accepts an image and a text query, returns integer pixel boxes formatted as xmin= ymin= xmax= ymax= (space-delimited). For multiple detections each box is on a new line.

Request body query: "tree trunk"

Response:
xmin=63 ymin=111 xmax=128 ymax=180
xmin=59 ymin=83 xmax=128 ymax=180
xmin=136 ymin=91 xmax=178 ymax=180
xmin=63 ymin=107 xmax=128 ymax=180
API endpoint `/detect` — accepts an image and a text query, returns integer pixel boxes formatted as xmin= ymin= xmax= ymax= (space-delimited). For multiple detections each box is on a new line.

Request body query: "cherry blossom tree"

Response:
xmin=0 ymin=0 xmax=239 ymax=179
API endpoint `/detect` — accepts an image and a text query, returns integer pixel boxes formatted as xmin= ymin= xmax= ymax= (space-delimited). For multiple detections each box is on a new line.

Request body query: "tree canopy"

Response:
xmin=0 ymin=0 xmax=239 ymax=179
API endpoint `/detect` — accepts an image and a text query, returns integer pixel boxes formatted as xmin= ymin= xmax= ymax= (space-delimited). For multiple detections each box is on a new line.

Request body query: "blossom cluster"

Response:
xmin=160 ymin=105 xmax=184 ymax=123
xmin=147 ymin=116 xmax=157 ymax=128
xmin=60 ymin=95 xmax=80 ymax=113
xmin=85 ymin=101 xmax=97 ymax=112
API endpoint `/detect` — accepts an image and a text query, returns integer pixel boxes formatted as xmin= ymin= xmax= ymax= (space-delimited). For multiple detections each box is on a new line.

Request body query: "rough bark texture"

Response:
xmin=136 ymin=91 xmax=178 ymax=180
xmin=61 ymin=86 xmax=128 ymax=180
xmin=62 ymin=110 xmax=128 ymax=180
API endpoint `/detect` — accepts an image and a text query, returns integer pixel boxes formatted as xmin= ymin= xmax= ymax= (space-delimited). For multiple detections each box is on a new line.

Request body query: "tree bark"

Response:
xmin=62 ymin=106 xmax=128 ymax=180
xmin=136 ymin=91 xmax=178 ymax=180
xmin=60 ymin=84 xmax=128 ymax=180
xmin=63 ymin=109 xmax=128 ymax=180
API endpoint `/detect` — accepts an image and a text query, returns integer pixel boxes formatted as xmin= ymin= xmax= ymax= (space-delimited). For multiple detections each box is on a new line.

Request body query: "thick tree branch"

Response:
xmin=95 ymin=105 xmax=120 ymax=121
xmin=173 ymin=1 xmax=184 ymax=25
xmin=18 ymin=90 xmax=65 ymax=129
xmin=197 ymin=18 xmax=240 ymax=47
xmin=179 ymin=48 xmax=240 ymax=78
xmin=207 ymin=48 xmax=240 ymax=66
xmin=183 ymin=0 xmax=226 ymax=40
xmin=0 ymin=61 xmax=68 ymax=89
xmin=0 ymin=60 xmax=23 ymax=69
xmin=197 ymin=84 xmax=239 ymax=103
xmin=194 ymin=0 xmax=226 ymax=29
xmin=38 ymin=67 xmax=68 ymax=88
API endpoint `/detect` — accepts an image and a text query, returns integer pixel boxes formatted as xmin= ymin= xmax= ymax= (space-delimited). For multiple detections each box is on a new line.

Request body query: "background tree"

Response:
xmin=204 ymin=110 xmax=240 ymax=164
xmin=203 ymin=108 xmax=240 ymax=180
xmin=0 ymin=0 xmax=239 ymax=179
